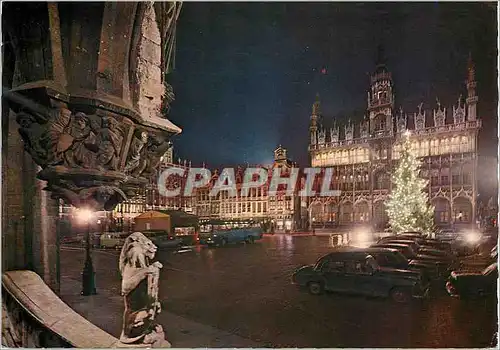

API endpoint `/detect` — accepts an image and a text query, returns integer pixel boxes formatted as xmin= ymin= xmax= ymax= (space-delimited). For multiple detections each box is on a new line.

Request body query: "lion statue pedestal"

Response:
xmin=118 ymin=232 xmax=171 ymax=348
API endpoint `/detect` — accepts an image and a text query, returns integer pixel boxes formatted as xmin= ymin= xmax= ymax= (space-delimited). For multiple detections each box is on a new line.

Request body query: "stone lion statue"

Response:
xmin=118 ymin=232 xmax=170 ymax=347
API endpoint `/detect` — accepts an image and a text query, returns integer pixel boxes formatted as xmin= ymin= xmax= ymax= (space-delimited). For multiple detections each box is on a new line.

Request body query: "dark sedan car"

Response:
xmin=362 ymin=247 xmax=439 ymax=281
xmin=372 ymin=243 xmax=451 ymax=277
xmin=379 ymin=235 xmax=452 ymax=253
xmin=292 ymin=250 xmax=429 ymax=303
xmin=446 ymin=263 xmax=497 ymax=298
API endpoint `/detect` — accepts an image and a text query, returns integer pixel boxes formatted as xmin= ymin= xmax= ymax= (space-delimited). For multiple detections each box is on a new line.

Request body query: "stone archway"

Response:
xmin=432 ymin=197 xmax=451 ymax=225
xmin=324 ymin=201 xmax=338 ymax=226
xmin=373 ymin=200 xmax=388 ymax=229
xmin=310 ymin=201 xmax=323 ymax=225
xmin=354 ymin=200 xmax=370 ymax=223
xmin=453 ymin=197 xmax=473 ymax=223
xmin=340 ymin=201 xmax=353 ymax=224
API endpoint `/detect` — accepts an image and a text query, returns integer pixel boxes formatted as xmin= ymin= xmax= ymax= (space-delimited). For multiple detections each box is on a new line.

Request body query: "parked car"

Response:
xmin=361 ymin=247 xmax=439 ymax=281
xmin=205 ymin=227 xmax=263 ymax=247
xmin=377 ymin=238 xmax=454 ymax=262
xmin=292 ymin=250 xmax=429 ymax=303
xmin=446 ymin=263 xmax=497 ymax=298
xmin=380 ymin=235 xmax=453 ymax=253
xmin=435 ymin=228 xmax=458 ymax=241
xmin=143 ymin=230 xmax=184 ymax=250
xmin=372 ymin=243 xmax=451 ymax=277
xmin=100 ymin=232 xmax=129 ymax=249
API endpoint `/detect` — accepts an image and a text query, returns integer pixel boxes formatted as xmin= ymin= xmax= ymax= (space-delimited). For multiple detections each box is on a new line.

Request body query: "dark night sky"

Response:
xmin=168 ymin=2 xmax=498 ymax=168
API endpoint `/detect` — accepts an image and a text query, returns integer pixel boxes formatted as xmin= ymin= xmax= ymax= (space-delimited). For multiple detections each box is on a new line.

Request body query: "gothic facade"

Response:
xmin=308 ymin=57 xmax=481 ymax=229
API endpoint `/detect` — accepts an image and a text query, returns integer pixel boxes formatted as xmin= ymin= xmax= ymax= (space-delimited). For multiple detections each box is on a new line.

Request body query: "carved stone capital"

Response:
xmin=7 ymin=89 xmax=176 ymax=211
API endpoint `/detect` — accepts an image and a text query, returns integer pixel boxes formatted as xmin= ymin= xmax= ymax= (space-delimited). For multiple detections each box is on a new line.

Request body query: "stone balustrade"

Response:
xmin=2 ymin=270 xmax=125 ymax=348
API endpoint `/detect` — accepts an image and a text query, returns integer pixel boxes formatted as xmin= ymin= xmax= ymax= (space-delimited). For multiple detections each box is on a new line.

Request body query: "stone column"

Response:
xmin=33 ymin=170 xmax=61 ymax=293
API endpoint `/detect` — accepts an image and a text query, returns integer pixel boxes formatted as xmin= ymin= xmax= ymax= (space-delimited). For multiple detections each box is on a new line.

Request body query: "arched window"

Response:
xmin=374 ymin=114 xmax=386 ymax=132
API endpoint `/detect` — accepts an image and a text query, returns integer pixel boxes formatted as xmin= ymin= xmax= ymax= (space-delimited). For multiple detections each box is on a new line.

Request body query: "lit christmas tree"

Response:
xmin=385 ymin=132 xmax=435 ymax=234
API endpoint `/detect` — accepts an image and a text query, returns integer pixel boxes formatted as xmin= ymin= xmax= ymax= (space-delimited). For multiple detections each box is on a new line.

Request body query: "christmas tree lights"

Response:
xmin=385 ymin=131 xmax=435 ymax=234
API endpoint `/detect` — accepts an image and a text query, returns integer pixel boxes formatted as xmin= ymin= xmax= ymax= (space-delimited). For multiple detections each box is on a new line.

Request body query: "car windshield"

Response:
xmin=483 ymin=263 xmax=498 ymax=276
xmin=391 ymin=251 xmax=409 ymax=264
xmin=314 ymin=256 xmax=328 ymax=269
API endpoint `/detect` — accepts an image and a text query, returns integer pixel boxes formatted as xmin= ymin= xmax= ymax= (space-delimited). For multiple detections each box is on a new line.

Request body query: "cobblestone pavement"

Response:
xmin=60 ymin=235 xmax=497 ymax=348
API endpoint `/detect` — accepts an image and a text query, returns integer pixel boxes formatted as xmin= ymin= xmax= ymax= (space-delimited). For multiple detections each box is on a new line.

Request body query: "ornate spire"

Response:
xmin=396 ymin=106 xmax=407 ymax=133
xmin=453 ymin=94 xmax=466 ymax=124
xmin=414 ymin=102 xmax=425 ymax=130
xmin=433 ymin=98 xmax=446 ymax=127
xmin=467 ymin=52 xmax=475 ymax=82
xmin=312 ymin=93 xmax=321 ymax=116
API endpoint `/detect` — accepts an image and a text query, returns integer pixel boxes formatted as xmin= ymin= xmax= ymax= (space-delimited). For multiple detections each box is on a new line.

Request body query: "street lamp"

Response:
xmin=77 ymin=208 xmax=97 ymax=296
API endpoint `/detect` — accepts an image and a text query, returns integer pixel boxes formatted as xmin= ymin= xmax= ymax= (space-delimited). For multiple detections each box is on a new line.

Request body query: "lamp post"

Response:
xmin=78 ymin=208 xmax=97 ymax=296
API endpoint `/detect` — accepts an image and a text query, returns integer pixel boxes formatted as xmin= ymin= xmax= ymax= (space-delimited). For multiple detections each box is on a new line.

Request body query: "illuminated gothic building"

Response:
xmin=308 ymin=56 xmax=481 ymax=229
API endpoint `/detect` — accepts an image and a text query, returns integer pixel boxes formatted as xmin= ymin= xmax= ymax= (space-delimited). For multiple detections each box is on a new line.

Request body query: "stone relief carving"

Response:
xmin=124 ymin=130 xmax=149 ymax=176
xmin=119 ymin=232 xmax=170 ymax=348
xmin=17 ymin=108 xmax=126 ymax=172
xmin=12 ymin=98 xmax=160 ymax=210
xmin=94 ymin=117 xmax=124 ymax=170
xmin=16 ymin=107 xmax=72 ymax=167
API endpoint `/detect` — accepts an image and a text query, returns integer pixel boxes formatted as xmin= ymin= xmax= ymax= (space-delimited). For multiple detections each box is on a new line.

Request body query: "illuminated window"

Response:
xmin=460 ymin=136 xmax=470 ymax=153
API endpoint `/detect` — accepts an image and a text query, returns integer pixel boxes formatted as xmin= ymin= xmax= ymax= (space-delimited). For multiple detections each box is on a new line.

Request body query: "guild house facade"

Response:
xmin=193 ymin=146 xmax=302 ymax=232
xmin=308 ymin=57 xmax=481 ymax=230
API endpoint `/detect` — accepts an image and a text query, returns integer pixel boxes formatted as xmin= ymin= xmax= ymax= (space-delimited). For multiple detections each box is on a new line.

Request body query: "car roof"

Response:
xmin=363 ymin=247 xmax=402 ymax=254
xmin=373 ymin=243 xmax=410 ymax=248
xmin=382 ymin=239 xmax=417 ymax=243
xmin=325 ymin=250 xmax=373 ymax=260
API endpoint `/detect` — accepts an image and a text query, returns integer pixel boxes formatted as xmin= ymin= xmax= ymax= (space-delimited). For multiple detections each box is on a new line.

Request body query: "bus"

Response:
xmin=198 ymin=219 xmax=263 ymax=246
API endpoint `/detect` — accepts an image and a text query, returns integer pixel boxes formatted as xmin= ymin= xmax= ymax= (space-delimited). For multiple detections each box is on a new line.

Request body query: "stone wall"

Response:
xmin=135 ymin=3 xmax=166 ymax=122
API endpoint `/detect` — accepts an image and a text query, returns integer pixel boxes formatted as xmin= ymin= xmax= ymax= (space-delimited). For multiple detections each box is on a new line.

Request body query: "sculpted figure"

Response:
xmin=63 ymin=112 xmax=94 ymax=167
xmin=124 ymin=131 xmax=149 ymax=176
xmin=94 ymin=117 xmax=123 ymax=170
xmin=119 ymin=232 xmax=170 ymax=347
xmin=16 ymin=107 xmax=72 ymax=167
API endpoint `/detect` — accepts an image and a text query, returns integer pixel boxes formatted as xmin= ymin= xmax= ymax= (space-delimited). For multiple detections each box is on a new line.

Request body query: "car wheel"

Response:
xmin=390 ymin=287 xmax=411 ymax=303
xmin=308 ymin=281 xmax=324 ymax=295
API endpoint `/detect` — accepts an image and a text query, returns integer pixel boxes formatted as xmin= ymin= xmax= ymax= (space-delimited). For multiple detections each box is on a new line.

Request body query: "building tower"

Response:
xmin=466 ymin=54 xmax=478 ymax=121
xmin=310 ymin=93 xmax=321 ymax=147
xmin=367 ymin=46 xmax=395 ymax=136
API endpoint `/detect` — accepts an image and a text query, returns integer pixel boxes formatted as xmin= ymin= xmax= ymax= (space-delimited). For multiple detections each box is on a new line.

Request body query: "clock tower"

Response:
xmin=367 ymin=46 xmax=395 ymax=136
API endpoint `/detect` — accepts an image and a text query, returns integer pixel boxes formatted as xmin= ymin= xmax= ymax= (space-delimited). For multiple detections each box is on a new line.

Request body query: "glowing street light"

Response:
xmin=77 ymin=208 xmax=97 ymax=296
xmin=76 ymin=208 xmax=93 ymax=224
